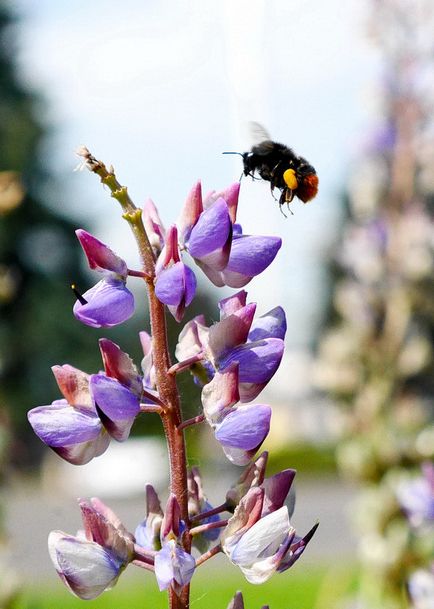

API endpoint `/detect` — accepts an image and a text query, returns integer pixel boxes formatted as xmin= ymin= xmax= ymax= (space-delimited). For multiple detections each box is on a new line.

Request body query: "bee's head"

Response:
xmin=298 ymin=163 xmax=316 ymax=176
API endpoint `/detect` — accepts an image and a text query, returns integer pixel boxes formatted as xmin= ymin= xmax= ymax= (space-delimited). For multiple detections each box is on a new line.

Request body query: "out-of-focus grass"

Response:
xmin=18 ymin=561 xmax=357 ymax=609
xmin=268 ymin=443 xmax=337 ymax=477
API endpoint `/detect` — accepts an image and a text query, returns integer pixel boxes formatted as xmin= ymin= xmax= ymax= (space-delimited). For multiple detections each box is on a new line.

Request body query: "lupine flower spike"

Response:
xmin=28 ymin=150 xmax=318 ymax=609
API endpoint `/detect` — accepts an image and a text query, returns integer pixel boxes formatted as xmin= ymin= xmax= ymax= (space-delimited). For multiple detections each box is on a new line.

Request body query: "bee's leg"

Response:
xmin=270 ymin=183 xmax=279 ymax=201
xmin=281 ymin=189 xmax=294 ymax=216
xmin=269 ymin=171 xmax=282 ymax=201
xmin=244 ymin=170 xmax=261 ymax=182
xmin=278 ymin=191 xmax=288 ymax=217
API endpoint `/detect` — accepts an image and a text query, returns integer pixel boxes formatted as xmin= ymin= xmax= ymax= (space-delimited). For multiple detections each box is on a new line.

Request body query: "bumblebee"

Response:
xmin=224 ymin=123 xmax=318 ymax=214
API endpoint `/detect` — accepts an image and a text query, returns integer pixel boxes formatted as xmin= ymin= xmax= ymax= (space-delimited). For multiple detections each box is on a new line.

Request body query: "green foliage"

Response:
xmin=20 ymin=563 xmax=358 ymax=609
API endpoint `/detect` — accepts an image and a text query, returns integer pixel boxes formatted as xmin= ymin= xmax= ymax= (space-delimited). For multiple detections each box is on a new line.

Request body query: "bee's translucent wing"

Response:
xmin=248 ymin=121 xmax=272 ymax=145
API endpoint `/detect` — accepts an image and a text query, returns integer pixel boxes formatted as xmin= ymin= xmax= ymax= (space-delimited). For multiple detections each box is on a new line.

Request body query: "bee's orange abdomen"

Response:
xmin=297 ymin=173 xmax=318 ymax=203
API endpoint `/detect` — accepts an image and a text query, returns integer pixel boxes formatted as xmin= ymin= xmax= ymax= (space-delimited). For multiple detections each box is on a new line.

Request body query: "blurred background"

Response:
xmin=0 ymin=0 xmax=433 ymax=608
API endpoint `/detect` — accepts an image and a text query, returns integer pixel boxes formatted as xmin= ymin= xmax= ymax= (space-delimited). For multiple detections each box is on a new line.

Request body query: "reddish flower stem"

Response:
xmin=177 ymin=414 xmax=205 ymax=432
xmin=132 ymin=559 xmax=156 ymax=572
xmin=127 ymin=268 xmax=152 ymax=279
xmin=168 ymin=353 xmax=204 ymax=375
xmin=195 ymin=545 xmax=222 ymax=567
xmin=139 ymin=404 xmax=163 ymax=415
xmin=83 ymin=150 xmax=191 ymax=609
xmin=191 ymin=501 xmax=229 ymax=523
xmin=189 ymin=519 xmax=228 ymax=537
xmin=141 ymin=387 xmax=166 ymax=407
xmin=133 ymin=544 xmax=156 ymax=564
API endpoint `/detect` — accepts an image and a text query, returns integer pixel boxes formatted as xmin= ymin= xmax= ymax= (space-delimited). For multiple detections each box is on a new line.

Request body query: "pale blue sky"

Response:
xmin=13 ymin=0 xmax=380 ymax=346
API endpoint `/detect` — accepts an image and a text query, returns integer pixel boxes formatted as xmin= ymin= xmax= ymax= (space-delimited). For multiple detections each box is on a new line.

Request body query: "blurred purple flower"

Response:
xmin=397 ymin=462 xmax=434 ymax=528
xmin=73 ymin=230 xmax=134 ymax=328
xmin=407 ymin=566 xmax=434 ymax=609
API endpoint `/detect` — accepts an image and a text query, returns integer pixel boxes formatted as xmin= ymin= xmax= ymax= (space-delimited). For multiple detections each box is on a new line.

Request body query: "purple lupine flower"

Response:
xmin=210 ymin=294 xmax=286 ymax=401
xmin=139 ymin=330 xmax=159 ymax=402
xmin=48 ymin=498 xmax=134 ymax=600
xmin=207 ymin=227 xmax=282 ymax=289
xmin=176 ymin=291 xmax=286 ymax=402
xmin=227 ymin=591 xmax=245 ymax=609
xmin=89 ymin=375 xmax=141 ymax=442
xmin=73 ymin=230 xmax=134 ymax=328
xmin=225 ymin=454 xmax=295 ymax=516
xmin=225 ymin=452 xmax=268 ymax=511
xmin=28 ymin=365 xmax=109 ymax=465
xmin=397 ymin=462 xmax=434 ymax=528
xmin=89 ymin=338 xmax=143 ymax=442
xmin=154 ymin=540 xmax=196 ymax=594
xmin=203 ymin=182 xmax=240 ymax=224
xmin=187 ymin=467 xmax=221 ymax=551
xmin=214 ymin=404 xmax=272 ymax=466
xmin=98 ymin=337 xmax=143 ymax=395
xmin=178 ymin=181 xmax=233 ymax=275
xmin=178 ymin=181 xmax=281 ymax=287
xmin=143 ymin=198 xmax=166 ymax=255
xmin=154 ymin=495 xmax=195 ymax=595
xmin=202 ymin=366 xmax=271 ymax=465
xmin=175 ymin=314 xmax=209 ymax=361
xmin=134 ymin=484 xmax=164 ymax=551
xmin=261 ymin=468 xmax=297 ymax=517
xmin=155 ymin=225 xmax=197 ymax=322
xmin=201 ymin=364 xmax=240 ymax=425
xmin=221 ymin=487 xmax=317 ymax=584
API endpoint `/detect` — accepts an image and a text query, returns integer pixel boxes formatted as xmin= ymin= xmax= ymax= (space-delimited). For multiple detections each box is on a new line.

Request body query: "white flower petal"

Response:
xmin=238 ymin=555 xmax=276 ymax=584
xmin=229 ymin=506 xmax=289 ymax=566
xmin=49 ymin=534 xmax=122 ymax=600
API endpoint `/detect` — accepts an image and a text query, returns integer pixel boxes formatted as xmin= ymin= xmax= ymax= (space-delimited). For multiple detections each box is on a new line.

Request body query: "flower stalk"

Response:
xmin=29 ymin=146 xmax=318 ymax=609
xmin=79 ymin=149 xmax=191 ymax=608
